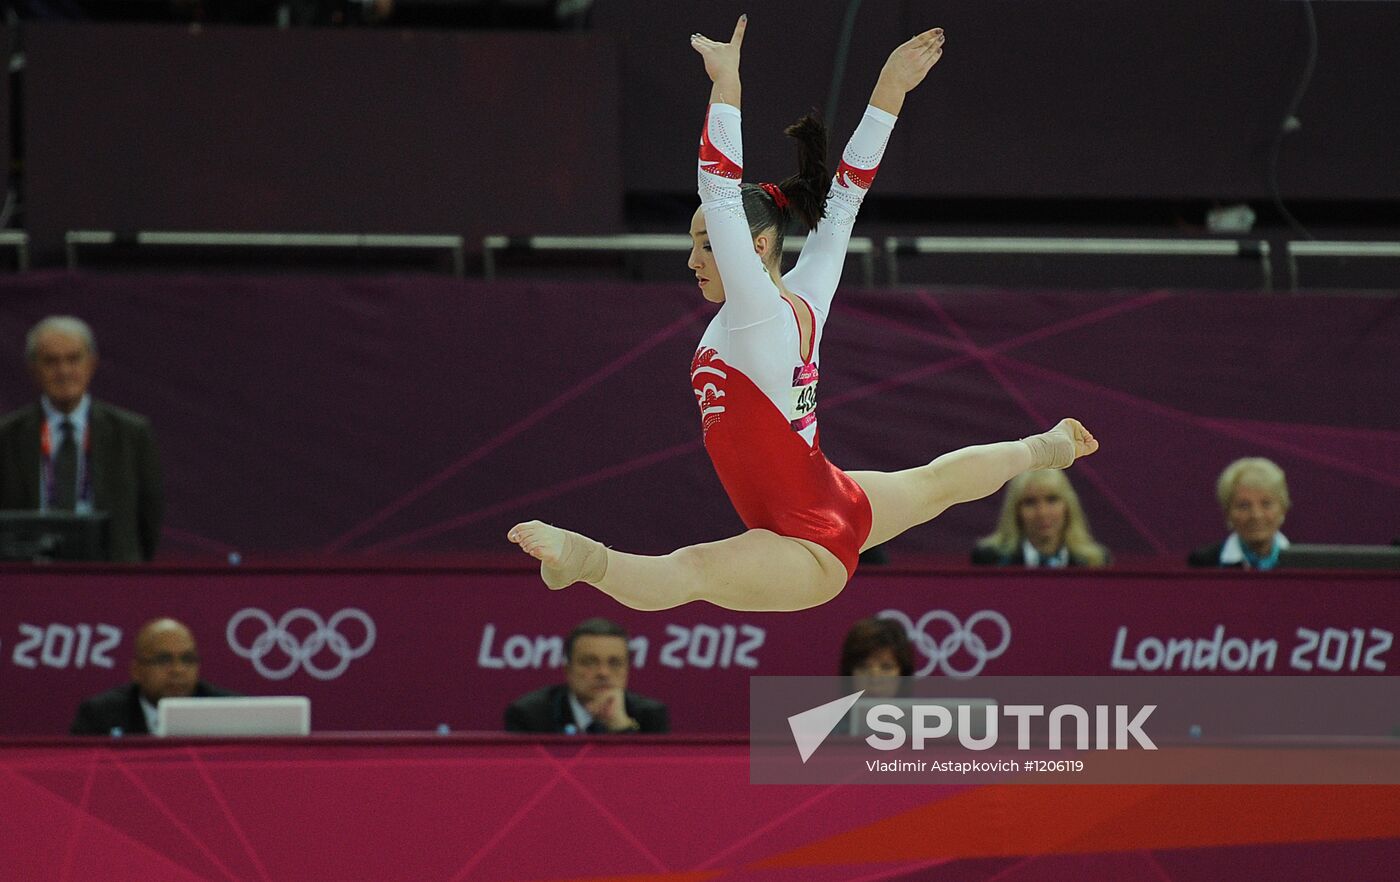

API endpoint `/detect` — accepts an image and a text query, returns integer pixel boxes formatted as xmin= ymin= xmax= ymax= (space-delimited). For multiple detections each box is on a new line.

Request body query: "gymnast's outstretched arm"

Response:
xmin=691 ymin=17 xmax=788 ymax=331
xmin=786 ymin=28 xmax=946 ymax=315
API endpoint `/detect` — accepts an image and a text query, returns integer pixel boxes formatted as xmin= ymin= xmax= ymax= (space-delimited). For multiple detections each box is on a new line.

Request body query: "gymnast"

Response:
xmin=510 ymin=16 xmax=1098 ymax=612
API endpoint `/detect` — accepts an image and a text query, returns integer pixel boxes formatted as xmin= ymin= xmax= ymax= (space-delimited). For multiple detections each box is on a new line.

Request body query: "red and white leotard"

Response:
xmin=693 ymin=101 xmax=896 ymax=578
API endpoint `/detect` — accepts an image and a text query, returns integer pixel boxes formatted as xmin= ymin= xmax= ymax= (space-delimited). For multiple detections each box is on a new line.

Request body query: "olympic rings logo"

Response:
xmin=877 ymin=609 xmax=1011 ymax=679
xmin=226 ymin=608 xmax=376 ymax=681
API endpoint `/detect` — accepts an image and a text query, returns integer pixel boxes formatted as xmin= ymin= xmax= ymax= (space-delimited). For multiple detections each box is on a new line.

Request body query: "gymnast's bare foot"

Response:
xmin=1022 ymin=418 xmax=1098 ymax=470
xmin=508 ymin=520 xmax=609 ymax=589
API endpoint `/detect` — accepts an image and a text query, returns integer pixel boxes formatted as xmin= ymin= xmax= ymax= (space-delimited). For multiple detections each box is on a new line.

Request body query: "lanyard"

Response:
xmin=39 ymin=419 xmax=93 ymax=510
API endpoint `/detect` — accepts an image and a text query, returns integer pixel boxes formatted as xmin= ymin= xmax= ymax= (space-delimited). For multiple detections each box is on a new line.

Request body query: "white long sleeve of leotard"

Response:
xmin=697 ymin=103 xmax=896 ymax=328
xmin=693 ymin=102 xmax=899 ymax=449
xmin=697 ymin=103 xmax=787 ymax=330
xmin=789 ymin=104 xmax=896 ymax=317
xmin=784 ymin=105 xmax=897 ymax=317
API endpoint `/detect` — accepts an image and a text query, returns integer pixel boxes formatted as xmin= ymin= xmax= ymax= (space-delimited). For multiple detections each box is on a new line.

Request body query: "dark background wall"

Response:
xmin=599 ymin=0 xmax=1400 ymax=201
xmin=22 ymin=23 xmax=624 ymax=262
xmin=11 ymin=1 xmax=1400 ymax=265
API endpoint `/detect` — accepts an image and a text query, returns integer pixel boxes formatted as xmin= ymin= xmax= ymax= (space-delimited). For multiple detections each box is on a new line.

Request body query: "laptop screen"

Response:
xmin=1276 ymin=544 xmax=1400 ymax=571
xmin=156 ymin=696 xmax=311 ymax=737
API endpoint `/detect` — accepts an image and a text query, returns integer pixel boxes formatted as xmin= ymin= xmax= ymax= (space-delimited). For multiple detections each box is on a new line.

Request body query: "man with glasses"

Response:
xmin=70 ymin=618 xmax=235 ymax=735
xmin=505 ymin=618 xmax=669 ymax=734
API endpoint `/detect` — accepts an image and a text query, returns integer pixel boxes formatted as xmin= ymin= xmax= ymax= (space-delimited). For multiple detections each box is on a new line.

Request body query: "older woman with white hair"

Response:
xmin=972 ymin=469 xmax=1109 ymax=567
xmin=1188 ymin=457 xmax=1291 ymax=569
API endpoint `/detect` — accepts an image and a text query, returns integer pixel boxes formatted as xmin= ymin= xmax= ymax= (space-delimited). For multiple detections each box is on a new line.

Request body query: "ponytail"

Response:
xmin=738 ymin=112 xmax=830 ymax=268
xmin=777 ymin=113 xmax=829 ymax=232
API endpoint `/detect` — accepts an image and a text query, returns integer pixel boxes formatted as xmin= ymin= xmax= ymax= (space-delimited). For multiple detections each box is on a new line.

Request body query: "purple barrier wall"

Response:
xmin=24 ymin=23 xmax=623 ymax=262
xmin=3 ymin=566 xmax=1396 ymax=736
xmin=1 ymin=275 xmax=1397 ymax=562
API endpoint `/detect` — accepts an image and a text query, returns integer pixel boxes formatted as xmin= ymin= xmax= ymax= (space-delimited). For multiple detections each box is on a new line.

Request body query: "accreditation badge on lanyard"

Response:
xmin=39 ymin=420 xmax=94 ymax=511
xmin=789 ymin=362 xmax=818 ymax=431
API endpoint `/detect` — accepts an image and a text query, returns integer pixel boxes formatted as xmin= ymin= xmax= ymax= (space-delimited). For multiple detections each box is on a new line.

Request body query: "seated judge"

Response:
xmin=840 ymin=617 xmax=915 ymax=699
xmin=0 ymin=316 xmax=164 ymax=562
xmin=70 ymin=618 xmax=236 ymax=735
xmin=1189 ymin=457 xmax=1291 ymax=570
xmin=505 ymin=617 xmax=669 ymax=734
xmin=972 ymin=469 xmax=1109 ymax=568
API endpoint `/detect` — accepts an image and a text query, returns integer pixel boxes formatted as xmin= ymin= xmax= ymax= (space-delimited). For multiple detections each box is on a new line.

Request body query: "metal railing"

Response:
xmin=0 ymin=231 xmax=29 ymax=271
xmin=482 ymin=233 xmax=878 ymax=287
xmin=1285 ymin=241 xmax=1400 ymax=292
xmin=65 ymin=231 xmax=466 ymax=276
xmin=39 ymin=229 xmax=1400 ymax=293
xmin=883 ymin=236 xmax=1273 ymax=290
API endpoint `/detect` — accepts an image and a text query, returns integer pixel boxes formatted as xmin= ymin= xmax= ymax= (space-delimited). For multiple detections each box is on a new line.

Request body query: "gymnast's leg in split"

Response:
xmin=507 ymin=419 xmax=1098 ymax=613
xmin=507 ymin=18 xmax=1099 ymax=612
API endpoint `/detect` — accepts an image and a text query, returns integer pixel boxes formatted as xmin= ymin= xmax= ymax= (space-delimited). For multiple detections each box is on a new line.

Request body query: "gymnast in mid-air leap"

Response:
xmin=510 ymin=16 xmax=1098 ymax=611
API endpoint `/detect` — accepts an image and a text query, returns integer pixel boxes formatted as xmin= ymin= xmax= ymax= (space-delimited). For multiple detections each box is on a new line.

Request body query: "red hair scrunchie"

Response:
xmin=759 ymin=182 xmax=790 ymax=210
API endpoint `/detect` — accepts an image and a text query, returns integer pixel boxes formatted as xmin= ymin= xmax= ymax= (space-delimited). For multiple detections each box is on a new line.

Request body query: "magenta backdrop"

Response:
xmin=1 ymin=274 xmax=1397 ymax=564
xmin=3 ymin=565 xmax=1396 ymax=737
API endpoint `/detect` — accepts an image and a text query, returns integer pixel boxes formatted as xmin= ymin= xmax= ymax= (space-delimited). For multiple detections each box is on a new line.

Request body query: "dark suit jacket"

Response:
xmin=970 ymin=544 xmax=1101 ymax=567
xmin=0 ymin=399 xmax=164 ymax=562
xmin=69 ymin=681 xmax=238 ymax=735
xmin=1187 ymin=542 xmax=1246 ymax=569
xmin=504 ymin=683 xmax=669 ymax=734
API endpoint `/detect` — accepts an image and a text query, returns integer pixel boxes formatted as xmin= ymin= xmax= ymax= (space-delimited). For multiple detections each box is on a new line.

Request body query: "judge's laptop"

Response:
xmin=156 ymin=697 xmax=311 ymax=737
xmin=1276 ymin=543 xmax=1400 ymax=571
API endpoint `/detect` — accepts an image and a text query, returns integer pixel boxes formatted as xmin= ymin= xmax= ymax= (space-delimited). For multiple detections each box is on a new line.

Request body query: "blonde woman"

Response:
xmin=1189 ymin=457 xmax=1290 ymax=569
xmin=972 ymin=470 xmax=1109 ymax=567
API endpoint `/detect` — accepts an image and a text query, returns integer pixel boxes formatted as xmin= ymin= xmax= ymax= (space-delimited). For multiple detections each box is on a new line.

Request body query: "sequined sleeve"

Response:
xmin=697 ymin=103 xmax=785 ymax=329
xmin=784 ymin=105 xmax=897 ymax=316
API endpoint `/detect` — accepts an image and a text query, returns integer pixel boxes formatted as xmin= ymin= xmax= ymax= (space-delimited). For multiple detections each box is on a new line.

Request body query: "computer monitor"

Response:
xmin=1276 ymin=543 xmax=1400 ymax=571
xmin=156 ymin=697 xmax=312 ymax=737
xmin=0 ymin=510 xmax=109 ymax=562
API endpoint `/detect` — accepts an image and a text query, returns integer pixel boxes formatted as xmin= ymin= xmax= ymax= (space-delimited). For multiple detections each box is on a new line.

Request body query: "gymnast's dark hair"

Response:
xmin=740 ymin=113 xmax=829 ymax=266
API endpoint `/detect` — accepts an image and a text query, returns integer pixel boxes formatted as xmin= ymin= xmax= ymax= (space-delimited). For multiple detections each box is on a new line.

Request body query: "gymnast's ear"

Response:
xmin=753 ymin=231 xmax=775 ymax=264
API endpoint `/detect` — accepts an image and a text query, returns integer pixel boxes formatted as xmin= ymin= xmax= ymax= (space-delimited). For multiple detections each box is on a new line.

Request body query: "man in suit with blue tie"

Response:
xmin=504 ymin=618 xmax=669 ymax=734
xmin=0 ymin=316 xmax=164 ymax=562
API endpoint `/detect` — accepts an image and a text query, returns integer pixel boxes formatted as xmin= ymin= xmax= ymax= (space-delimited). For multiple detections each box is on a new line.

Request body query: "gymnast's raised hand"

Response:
xmin=511 ymin=18 xmax=1099 ymax=613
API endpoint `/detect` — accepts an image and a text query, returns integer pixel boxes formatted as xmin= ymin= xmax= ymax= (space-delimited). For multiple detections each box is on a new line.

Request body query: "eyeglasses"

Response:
xmin=137 ymin=652 xmax=200 ymax=668
xmin=571 ymin=656 xmax=627 ymax=671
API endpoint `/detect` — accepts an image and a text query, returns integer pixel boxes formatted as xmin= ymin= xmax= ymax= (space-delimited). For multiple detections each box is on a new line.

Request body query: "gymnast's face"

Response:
xmin=689 ymin=207 xmax=780 ymax=303
xmin=688 ymin=208 xmax=726 ymax=304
